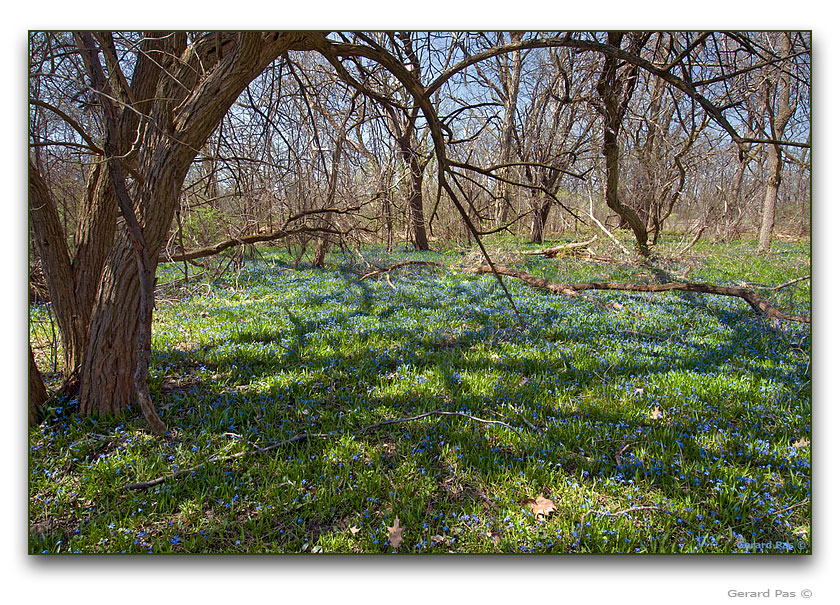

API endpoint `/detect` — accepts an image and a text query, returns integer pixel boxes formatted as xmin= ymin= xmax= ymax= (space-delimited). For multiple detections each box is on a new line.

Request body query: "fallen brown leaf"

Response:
xmin=650 ymin=406 xmax=663 ymax=420
xmin=348 ymin=525 xmax=361 ymax=535
xmin=386 ymin=516 xmax=404 ymax=548
xmin=431 ymin=534 xmax=451 ymax=546
xmin=526 ymin=495 xmax=556 ymax=517
xmin=793 ymin=436 xmax=810 ymax=449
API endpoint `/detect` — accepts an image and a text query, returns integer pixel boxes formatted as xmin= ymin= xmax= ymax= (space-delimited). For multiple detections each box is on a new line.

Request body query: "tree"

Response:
xmin=30 ymin=32 xmax=323 ymax=423
xmin=594 ymin=32 xmax=653 ymax=255
xmin=758 ymin=32 xmax=795 ymax=252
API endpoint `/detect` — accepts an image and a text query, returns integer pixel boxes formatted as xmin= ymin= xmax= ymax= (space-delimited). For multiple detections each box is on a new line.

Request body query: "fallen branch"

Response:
xmin=521 ymin=236 xmax=597 ymax=257
xmin=578 ymin=505 xmax=671 ymax=550
xmin=360 ymin=260 xmax=445 ymax=281
xmin=468 ymin=264 xmax=810 ymax=323
xmin=125 ymin=408 xmax=534 ymax=490
xmin=360 ymin=409 xmax=531 ymax=455
xmin=159 ymin=225 xmax=342 ymax=263
xmin=125 ymin=432 xmax=325 ymax=490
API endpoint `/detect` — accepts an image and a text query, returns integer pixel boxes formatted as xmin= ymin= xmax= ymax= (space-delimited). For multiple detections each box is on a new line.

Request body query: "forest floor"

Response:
xmin=28 ymin=234 xmax=811 ymax=554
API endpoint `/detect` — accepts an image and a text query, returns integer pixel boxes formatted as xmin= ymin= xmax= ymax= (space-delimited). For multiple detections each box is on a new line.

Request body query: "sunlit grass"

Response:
xmin=29 ymin=237 xmax=810 ymax=554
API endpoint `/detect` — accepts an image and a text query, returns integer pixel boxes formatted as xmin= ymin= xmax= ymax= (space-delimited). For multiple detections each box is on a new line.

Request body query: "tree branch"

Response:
xmin=467 ymin=264 xmax=810 ymax=323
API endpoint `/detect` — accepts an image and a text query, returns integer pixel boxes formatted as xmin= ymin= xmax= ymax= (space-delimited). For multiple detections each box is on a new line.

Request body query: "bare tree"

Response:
xmin=758 ymin=32 xmax=796 ymax=252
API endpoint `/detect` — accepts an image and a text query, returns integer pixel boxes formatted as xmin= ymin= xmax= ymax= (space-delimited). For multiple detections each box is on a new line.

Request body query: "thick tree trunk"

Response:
xmin=78 ymin=243 xmax=141 ymax=416
xmin=68 ymin=32 xmax=322 ymax=419
xmin=529 ymin=197 xmax=552 ymax=243
xmin=29 ymin=343 xmax=48 ymax=426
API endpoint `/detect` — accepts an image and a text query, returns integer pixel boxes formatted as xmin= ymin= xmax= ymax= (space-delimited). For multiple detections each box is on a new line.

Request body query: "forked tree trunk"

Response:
xmin=595 ymin=32 xmax=651 ymax=256
xmin=30 ymin=32 xmax=322 ymax=422
xmin=529 ymin=197 xmax=552 ymax=243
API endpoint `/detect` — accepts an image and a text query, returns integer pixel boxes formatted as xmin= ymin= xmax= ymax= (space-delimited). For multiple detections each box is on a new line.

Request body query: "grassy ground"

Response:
xmin=28 ymin=234 xmax=811 ymax=554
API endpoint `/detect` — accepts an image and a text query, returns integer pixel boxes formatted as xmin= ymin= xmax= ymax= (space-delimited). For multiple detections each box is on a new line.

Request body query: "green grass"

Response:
xmin=28 ymin=236 xmax=811 ymax=554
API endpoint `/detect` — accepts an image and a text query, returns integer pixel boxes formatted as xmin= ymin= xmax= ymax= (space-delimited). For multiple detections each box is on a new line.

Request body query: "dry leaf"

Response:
xmin=793 ymin=436 xmax=810 ymax=449
xmin=386 ymin=516 xmax=404 ymax=548
xmin=526 ymin=495 xmax=556 ymax=517
xmin=650 ymin=406 xmax=663 ymax=420
xmin=348 ymin=526 xmax=361 ymax=535
xmin=431 ymin=534 xmax=451 ymax=546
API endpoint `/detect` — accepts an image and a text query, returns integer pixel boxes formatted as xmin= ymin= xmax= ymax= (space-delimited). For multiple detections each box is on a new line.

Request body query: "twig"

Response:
xmin=125 ymin=432 xmax=324 ymax=490
xmin=360 ymin=409 xmax=530 ymax=456
xmin=222 ymin=431 xmax=260 ymax=451
xmin=735 ymin=275 xmax=810 ymax=291
xmin=772 ymin=499 xmax=810 ymax=516
xmin=675 ymin=225 xmax=706 ymax=257
xmin=578 ymin=505 xmax=671 ymax=550
xmin=768 ymin=275 xmax=811 ymax=291
xmin=125 ymin=407 xmax=535 ymax=490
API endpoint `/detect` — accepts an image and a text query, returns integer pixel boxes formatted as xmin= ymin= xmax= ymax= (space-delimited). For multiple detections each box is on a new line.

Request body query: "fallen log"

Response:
xmin=521 ymin=236 xmax=598 ymax=257
xmin=468 ymin=264 xmax=810 ymax=323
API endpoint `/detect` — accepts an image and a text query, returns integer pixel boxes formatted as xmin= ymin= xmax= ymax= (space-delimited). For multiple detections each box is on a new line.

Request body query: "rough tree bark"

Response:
xmin=31 ymin=32 xmax=322 ymax=421
xmin=29 ymin=343 xmax=48 ymax=426
xmin=383 ymin=33 xmax=430 ymax=251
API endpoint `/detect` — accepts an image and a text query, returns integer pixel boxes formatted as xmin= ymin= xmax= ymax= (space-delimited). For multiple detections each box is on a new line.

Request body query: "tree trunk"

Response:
xmin=406 ymin=152 xmax=428 ymax=250
xmin=595 ymin=32 xmax=651 ymax=256
xmin=28 ymin=160 xmax=90 ymax=376
xmin=758 ymin=149 xmax=783 ymax=252
xmin=602 ymin=123 xmax=649 ymax=254
xmin=758 ymin=33 xmax=794 ymax=253
xmin=529 ymin=197 xmax=552 ymax=243
xmin=51 ymin=32 xmax=322 ymax=419
xmin=497 ymin=32 xmax=523 ymax=226
xmin=29 ymin=343 xmax=48 ymax=426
